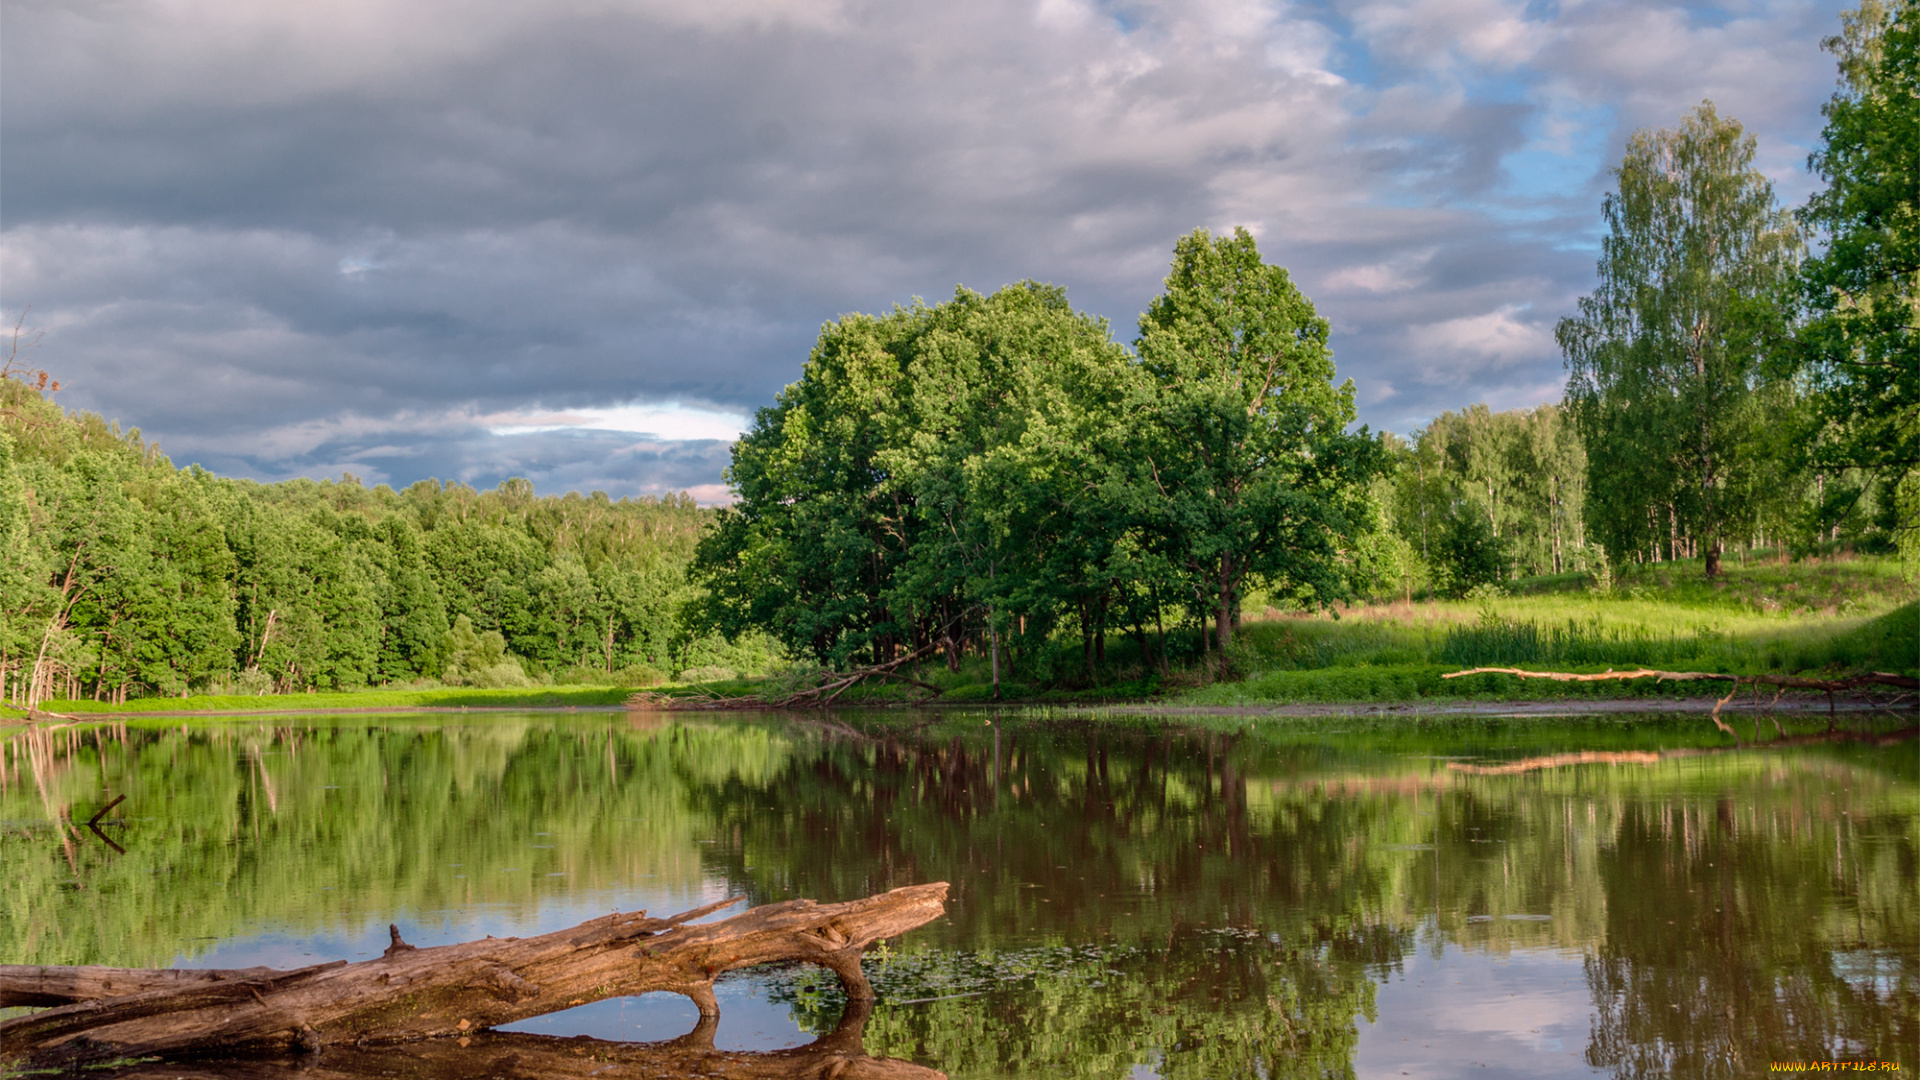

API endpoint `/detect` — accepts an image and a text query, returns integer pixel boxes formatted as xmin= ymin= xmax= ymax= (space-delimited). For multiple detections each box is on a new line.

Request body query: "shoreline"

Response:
xmin=5 ymin=692 xmax=1912 ymax=723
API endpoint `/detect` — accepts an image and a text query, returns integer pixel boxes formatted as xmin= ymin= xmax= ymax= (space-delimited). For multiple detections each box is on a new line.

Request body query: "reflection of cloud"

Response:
xmin=1354 ymin=938 xmax=1598 ymax=1079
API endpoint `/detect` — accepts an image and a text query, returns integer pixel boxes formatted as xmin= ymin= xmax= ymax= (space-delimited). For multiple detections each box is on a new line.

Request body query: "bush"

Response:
xmin=465 ymin=662 xmax=533 ymax=689
xmin=611 ymin=664 xmax=667 ymax=687
xmin=1435 ymin=509 xmax=1509 ymax=596
xmin=678 ymin=664 xmax=737 ymax=684
xmin=677 ymin=629 xmax=789 ymax=679
xmin=438 ymin=615 xmax=531 ymax=687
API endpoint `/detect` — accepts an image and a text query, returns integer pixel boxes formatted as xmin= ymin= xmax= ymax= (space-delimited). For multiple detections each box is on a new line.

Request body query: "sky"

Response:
xmin=1 ymin=0 xmax=1854 ymax=503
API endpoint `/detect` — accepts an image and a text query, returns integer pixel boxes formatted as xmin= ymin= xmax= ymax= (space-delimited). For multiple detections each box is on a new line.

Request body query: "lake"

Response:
xmin=3 ymin=709 xmax=1914 ymax=1079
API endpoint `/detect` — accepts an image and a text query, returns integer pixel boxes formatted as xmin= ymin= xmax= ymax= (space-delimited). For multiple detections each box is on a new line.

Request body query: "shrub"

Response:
xmin=438 ymin=615 xmax=531 ymax=687
xmin=1435 ymin=509 xmax=1509 ymax=596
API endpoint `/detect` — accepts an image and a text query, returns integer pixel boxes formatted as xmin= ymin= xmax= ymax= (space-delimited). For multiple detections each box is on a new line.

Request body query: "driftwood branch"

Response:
xmin=1441 ymin=666 xmax=1918 ymax=692
xmin=0 ymin=883 xmax=948 ymax=1067
xmin=1442 ymin=666 xmax=1920 ymax=738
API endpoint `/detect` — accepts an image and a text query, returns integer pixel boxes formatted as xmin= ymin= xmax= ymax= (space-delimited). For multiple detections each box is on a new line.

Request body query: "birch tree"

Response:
xmin=1557 ymin=103 xmax=1801 ymax=575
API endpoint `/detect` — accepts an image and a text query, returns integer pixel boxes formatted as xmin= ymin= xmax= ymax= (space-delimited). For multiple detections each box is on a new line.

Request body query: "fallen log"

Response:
xmin=630 ymin=619 xmax=978 ymax=711
xmin=0 ymin=882 xmax=949 ymax=1067
xmin=1441 ymin=666 xmax=1918 ymax=692
xmin=30 ymin=999 xmax=942 ymax=1080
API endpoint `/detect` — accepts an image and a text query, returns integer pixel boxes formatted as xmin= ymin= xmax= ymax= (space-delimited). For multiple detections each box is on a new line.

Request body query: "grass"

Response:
xmin=1177 ymin=552 xmax=1917 ymax=707
xmin=0 ymin=684 xmax=639 ymax=719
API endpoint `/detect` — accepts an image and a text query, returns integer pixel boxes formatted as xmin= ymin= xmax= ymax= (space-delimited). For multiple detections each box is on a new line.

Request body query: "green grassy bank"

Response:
xmin=3 ymin=684 xmax=637 ymax=718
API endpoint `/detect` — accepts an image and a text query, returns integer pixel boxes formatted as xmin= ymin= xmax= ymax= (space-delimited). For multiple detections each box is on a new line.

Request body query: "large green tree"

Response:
xmin=1132 ymin=228 xmax=1381 ymax=660
xmin=1557 ymin=103 xmax=1802 ymax=575
xmin=696 ymin=283 xmax=1136 ymax=671
xmin=1799 ymin=0 xmax=1920 ymax=562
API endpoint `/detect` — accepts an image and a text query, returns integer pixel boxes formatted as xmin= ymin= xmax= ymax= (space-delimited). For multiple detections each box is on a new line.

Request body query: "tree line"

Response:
xmin=2 ymin=1 xmax=1911 ymax=702
xmin=0 ymin=374 xmax=788 ymax=707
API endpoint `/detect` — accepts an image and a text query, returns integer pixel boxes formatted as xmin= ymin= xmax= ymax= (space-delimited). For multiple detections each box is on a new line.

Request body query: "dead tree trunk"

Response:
xmin=1442 ymin=666 xmax=1918 ymax=738
xmin=0 ymin=883 xmax=948 ymax=1067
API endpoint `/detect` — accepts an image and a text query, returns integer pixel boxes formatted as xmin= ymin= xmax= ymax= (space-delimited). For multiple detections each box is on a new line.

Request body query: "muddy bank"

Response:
xmin=8 ymin=691 xmax=1914 ymax=723
xmin=1069 ymin=694 xmax=1916 ymax=719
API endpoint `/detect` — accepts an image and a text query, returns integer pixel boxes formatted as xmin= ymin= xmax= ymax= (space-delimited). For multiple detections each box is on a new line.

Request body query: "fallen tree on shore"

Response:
xmin=1443 ymin=666 xmax=1918 ymax=738
xmin=0 ymin=883 xmax=948 ymax=1070
xmin=629 ymin=642 xmax=953 ymax=711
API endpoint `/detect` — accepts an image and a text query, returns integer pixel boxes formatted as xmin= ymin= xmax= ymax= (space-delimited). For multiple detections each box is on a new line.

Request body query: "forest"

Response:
xmin=1 ymin=0 xmax=1913 ymax=708
xmin=0 ymin=375 xmax=782 ymax=705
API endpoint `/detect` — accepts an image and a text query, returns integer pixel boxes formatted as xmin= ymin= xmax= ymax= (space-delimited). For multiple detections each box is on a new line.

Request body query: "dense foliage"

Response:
xmin=1799 ymin=0 xmax=1920 ymax=559
xmin=1556 ymin=102 xmax=1804 ymax=576
xmin=0 ymin=375 xmax=761 ymax=708
xmin=695 ymin=230 xmax=1381 ymax=677
xmin=1385 ymin=403 xmax=1588 ymax=594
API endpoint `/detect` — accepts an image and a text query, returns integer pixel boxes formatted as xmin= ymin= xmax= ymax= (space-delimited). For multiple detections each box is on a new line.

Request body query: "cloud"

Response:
xmin=0 ymin=0 xmax=1856 ymax=495
xmin=483 ymin=402 xmax=750 ymax=442
xmin=1421 ymin=304 xmax=1555 ymax=367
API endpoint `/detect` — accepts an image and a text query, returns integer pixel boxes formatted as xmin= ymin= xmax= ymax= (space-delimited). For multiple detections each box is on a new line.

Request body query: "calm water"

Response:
xmin=3 ymin=710 xmax=1915 ymax=1079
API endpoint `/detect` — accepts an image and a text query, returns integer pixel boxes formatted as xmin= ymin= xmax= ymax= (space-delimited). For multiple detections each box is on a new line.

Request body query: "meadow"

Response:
xmin=1182 ymin=550 xmax=1916 ymax=707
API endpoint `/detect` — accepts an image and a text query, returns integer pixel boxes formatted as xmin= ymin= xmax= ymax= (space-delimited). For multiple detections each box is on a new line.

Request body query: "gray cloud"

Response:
xmin=1 ymin=0 xmax=1852 ymax=498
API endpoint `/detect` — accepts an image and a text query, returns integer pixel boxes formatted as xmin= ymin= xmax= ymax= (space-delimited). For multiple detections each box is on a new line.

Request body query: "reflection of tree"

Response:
xmin=1584 ymin=795 xmax=1917 ymax=1079
xmin=5 ymin=713 xmax=1913 ymax=1080
xmin=690 ymin=723 xmax=1420 ymax=1078
xmin=689 ymin=725 xmax=1421 ymax=951
xmin=0 ymin=718 xmax=786 ymax=966
xmin=860 ymin=929 xmax=1379 ymax=1080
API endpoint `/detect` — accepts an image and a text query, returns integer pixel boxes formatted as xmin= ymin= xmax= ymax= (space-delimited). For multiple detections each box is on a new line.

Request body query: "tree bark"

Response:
xmin=0 ymin=884 xmax=948 ymax=1067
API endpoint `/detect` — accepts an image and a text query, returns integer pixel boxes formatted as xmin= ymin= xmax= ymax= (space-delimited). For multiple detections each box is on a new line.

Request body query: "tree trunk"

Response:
xmin=1151 ymin=588 xmax=1168 ymax=675
xmin=1213 ymin=559 xmax=1234 ymax=677
xmin=1 ymin=885 xmax=948 ymax=1067
xmin=1094 ymin=592 xmax=1107 ymax=666
xmin=1079 ymin=597 xmax=1093 ymax=676
xmin=989 ymin=616 xmax=1000 ymax=701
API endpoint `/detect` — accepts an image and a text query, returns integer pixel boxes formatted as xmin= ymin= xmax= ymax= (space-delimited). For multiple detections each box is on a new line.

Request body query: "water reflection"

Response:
xmin=3 ymin=711 xmax=1913 ymax=1079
